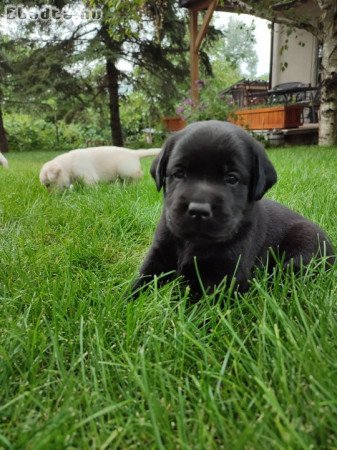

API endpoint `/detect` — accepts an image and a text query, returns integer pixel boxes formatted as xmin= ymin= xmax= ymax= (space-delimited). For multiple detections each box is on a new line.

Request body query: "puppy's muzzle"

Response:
xmin=188 ymin=202 xmax=212 ymax=220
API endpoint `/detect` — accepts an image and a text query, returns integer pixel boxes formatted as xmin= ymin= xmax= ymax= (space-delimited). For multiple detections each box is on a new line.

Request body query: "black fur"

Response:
xmin=133 ymin=121 xmax=335 ymax=297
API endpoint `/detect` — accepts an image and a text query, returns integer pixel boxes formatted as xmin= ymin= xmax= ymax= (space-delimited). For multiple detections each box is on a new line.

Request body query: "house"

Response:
xmin=271 ymin=24 xmax=320 ymax=88
xmin=178 ymin=0 xmax=321 ymax=143
xmin=179 ymin=0 xmax=320 ymax=94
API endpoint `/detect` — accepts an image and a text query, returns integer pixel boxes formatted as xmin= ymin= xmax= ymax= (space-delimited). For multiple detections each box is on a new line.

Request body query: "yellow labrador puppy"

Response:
xmin=0 ymin=152 xmax=8 ymax=168
xmin=39 ymin=146 xmax=161 ymax=190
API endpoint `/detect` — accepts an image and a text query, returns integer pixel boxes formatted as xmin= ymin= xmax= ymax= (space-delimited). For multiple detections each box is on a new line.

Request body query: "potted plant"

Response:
xmin=162 ymin=115 xmax=187 ymax=132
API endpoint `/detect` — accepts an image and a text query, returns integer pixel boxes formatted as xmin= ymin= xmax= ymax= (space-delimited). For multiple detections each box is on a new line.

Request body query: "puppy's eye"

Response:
xmin=224 ymin=174 xmax=238 ymax=185
xmin=172 ymin=169 xmax=186 ymax=179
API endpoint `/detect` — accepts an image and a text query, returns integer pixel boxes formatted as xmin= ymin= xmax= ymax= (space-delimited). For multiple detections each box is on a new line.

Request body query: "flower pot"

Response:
xmin=229 ymin=105 xmax=303 ymax=130
xmin=162 ymin=116 xmax=186 ymax=132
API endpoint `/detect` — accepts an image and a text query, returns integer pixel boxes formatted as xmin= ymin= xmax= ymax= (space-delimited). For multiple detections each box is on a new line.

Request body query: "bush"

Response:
xmin=176 ymin=80 xmax=234 ymax=124
xmin=4 ymin=113 xmax=110 ymax=152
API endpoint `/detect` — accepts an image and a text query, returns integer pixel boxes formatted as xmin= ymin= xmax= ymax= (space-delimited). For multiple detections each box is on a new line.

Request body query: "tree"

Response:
xmin=0 ymin=2 xmax=100 ymax=151
xmin=0 ymin=1 xmax=186 ymax=147
xmin=214 ymin=17 xmax=258 ymax=79
xmin=0 ymin=104 xmax=8 ymax=153
xmin=226 ymin=0 xmax=337 ymax=145
xmin=85 ymin=0 xmax=191 ymax=146
xmin=0 ymin=34 xmax=25 ymax=153
xmin=315 ymin=0 xmax=337 ymax=145
xmin=0 ymin=38 xmax=11 ymax=153
xmin=0 ymin=1 xmax=222 ymax=149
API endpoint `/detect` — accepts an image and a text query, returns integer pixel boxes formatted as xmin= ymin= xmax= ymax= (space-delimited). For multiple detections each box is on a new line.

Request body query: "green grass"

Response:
xmin=0 ymin=146 xmax=336 ymax=450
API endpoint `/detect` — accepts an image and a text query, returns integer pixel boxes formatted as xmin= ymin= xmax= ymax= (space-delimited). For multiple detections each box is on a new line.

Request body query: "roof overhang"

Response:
xmin=178 ymin=0 xmax=237 ymax=13
xmin=179 ymin=0 xmax=320 ymax=24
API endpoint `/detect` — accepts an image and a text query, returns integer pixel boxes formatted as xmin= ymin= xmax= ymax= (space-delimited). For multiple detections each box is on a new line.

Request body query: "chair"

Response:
xmin=298 ymin=88 xmax=320 ymax=123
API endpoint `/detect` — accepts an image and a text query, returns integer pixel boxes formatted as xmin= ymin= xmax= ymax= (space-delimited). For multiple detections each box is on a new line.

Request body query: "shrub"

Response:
xmin=4 ymin=113 xmax=110 ymax=152
xmin=176 ymin=80 xmax=234 ymax=123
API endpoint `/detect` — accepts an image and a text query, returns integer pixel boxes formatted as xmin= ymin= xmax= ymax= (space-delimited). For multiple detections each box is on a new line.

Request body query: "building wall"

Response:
xmin=271 ymin=23 xmax=318 ymax=87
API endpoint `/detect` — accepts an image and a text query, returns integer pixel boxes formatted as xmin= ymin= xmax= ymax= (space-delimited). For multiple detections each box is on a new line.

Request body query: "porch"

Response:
xmin=178 ymin=0 xmax=321 ymax=145
xmin=225 ymin=80 xmax=320 ymax=145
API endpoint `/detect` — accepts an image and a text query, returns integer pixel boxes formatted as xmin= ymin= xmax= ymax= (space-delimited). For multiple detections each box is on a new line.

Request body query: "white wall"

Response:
xmin=271 ymin=23 xmax=318 ymax=87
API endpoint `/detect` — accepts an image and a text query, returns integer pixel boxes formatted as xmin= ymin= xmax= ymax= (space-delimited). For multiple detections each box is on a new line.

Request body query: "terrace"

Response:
xmin=178 ymin=0 xmax=321 ymax=145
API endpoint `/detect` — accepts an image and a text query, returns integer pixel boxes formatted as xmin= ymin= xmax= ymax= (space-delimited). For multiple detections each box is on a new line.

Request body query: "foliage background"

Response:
xmin=0 ymin=3 xmax=259 ymax=151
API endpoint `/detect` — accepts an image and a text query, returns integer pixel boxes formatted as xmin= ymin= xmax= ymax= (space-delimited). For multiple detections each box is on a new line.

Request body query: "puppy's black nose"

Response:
xmin=188 ymin=202 xmax=212 ymax=219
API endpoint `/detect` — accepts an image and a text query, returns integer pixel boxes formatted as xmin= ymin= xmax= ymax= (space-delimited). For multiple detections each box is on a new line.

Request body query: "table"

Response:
xmin=250 ymin=85 xmax=320 ymax=123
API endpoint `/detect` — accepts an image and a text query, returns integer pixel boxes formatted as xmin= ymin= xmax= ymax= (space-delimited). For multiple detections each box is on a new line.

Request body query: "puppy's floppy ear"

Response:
xmin=249 ymin=139 xmax=277 ymax=201
xmin=47 ymin=164 xmax=61 ymax=182
xmin=150 ymin=155 xmax=159 ymax=184
xmin=151 ymin=132 xmax=180 ymax=192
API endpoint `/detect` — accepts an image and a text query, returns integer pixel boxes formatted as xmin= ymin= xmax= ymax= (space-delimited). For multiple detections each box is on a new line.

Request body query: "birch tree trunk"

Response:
xmin=317 ymin=0 xmax=337 ymax=145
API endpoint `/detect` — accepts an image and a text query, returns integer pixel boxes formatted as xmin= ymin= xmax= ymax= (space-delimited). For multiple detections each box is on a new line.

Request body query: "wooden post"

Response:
xmin=189 ymin=0 xmax=218 ymax=104
xmin=190 ymin=9 xmax=199 ymax=104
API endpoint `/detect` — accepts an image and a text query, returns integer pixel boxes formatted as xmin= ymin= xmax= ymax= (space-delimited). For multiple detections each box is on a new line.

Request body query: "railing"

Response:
xmin=249 ymin=85 xmax=320 ymax=123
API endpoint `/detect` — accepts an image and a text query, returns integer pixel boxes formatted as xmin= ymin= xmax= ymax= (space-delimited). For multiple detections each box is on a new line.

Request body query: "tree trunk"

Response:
xmin=0 ymin=104 xmax=9 ymax=153
xmin=100 ymin=20 xmax=124 ymax=147
xmin=106 ymin=57 xmax=124 ymax=146
xmin=317 ymin=0 xmax=337 ymax=145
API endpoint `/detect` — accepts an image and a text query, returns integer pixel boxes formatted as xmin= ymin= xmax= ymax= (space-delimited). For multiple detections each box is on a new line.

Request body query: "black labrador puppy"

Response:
xmin=132 ymin=120 xmax=335 ymax=296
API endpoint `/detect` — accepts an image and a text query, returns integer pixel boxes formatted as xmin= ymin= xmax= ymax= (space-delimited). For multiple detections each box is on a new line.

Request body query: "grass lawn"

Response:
xmin=0 ymin=146 xmax=337 ymax=450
